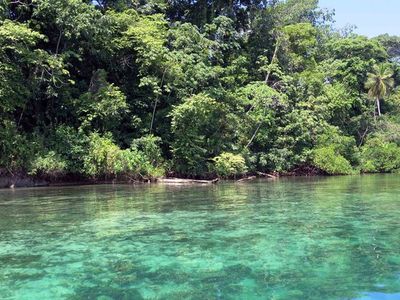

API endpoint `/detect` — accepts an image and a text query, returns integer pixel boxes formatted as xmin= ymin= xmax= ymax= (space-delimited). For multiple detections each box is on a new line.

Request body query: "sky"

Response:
xmin=318 ymin=0 xmax=399 ymax=37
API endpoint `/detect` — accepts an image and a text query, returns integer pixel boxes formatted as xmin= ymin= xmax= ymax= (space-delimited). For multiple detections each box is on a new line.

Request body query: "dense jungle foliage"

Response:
xmin=1 ymin=0 xmax=400 ymax=180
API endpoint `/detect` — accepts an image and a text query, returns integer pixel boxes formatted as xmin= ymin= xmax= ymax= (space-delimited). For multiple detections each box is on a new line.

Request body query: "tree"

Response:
xmin=375 ymin=34 xmax=400 ymax=62
xmin=77 ymin=69 xmax=128 ymax=133
xmin=365 ymin=65 xmax=394 ymax=117
xmin=1 ymin=0 xmax=400 ymax=179
xmin=0 ymin=20 xmax=42 ymax=117
xmin=170 ymin=93 xmax=236 ymax=175
xmin=325 ymin=36 xmax=388 ymax=91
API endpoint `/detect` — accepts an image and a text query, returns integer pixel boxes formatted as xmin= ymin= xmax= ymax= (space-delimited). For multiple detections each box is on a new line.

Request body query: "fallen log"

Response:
xmin=256 ymin=172 xmax=278 ymax=179
xmin=157 ymin=178 xmax=219 ymax=184
xmin=236 ymin=176 xmax=257 ymax=183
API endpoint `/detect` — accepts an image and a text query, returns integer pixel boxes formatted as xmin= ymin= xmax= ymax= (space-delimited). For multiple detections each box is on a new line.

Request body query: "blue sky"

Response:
xmin=318 ymin=0 xmax=399 ymax=37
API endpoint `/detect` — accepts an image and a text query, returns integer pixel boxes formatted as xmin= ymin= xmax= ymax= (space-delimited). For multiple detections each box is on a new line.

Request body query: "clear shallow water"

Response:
xmin=0 ymin=176 xmax=399 ymax=300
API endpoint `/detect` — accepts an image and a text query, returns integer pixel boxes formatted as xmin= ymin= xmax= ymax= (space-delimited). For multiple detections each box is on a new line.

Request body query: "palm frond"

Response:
xmin=365 ymin=64 xmax=394 ymax=99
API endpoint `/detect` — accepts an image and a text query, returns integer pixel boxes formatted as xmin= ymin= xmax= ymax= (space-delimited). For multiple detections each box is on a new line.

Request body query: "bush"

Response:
xmin=50 ymin=125 xmax=89 ymax=173
xmin=83 ymin=133 xmax=164 ymax=179
xmin=114 ymin=149 xmax=164 ymax=179
xmin=316 ymin=126 xmax=360 ymax=165
xmin=131 ymin=134 xmax=163 ymax=166
xmin=373 ymin=118 xmax=400 ymax=145
xmin=83 ymin=133 xmax=120 ymax=178
xmin=212 ymin=152 xmax=247 ymax=178
xmin=312 ymin=146 xmax=354 ymax=175
xmin=0 ymin=120 xmax=37 ymax=173
xmin=360 ymin=137 xmax=400 ymax=173
xmin=258 ymin=149 xmax=304 ymax=173
xmin=29 ymin=151 xmax=67 ymax=178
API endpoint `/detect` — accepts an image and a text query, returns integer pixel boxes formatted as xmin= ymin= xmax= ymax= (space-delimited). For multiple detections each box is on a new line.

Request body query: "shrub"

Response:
xmin=260 ymin=149 xmax=304 ymax=173
xmin=83 ymin=133 xmax=119 ymax=178
xmin=212 ymin=152 xmax=247 ymax=178
xmin=29 ymin=151 xmax=67 ymax=178
xmin=0 ymin=120 xmax=35 ymax=173
xmin=373 ymin=118 xmax=400 ymax=145
xmin=316 ymin=126 xmax=360 ymax=165
xmin=131 ymin=134 xmax=163 ymax=166
xmin=83 ymin=133 xmax=164 ymax=179
xmin=113 ymin=148 xmax=164 ymax=179
xmin=50 ymin=125 xmax=89 ymax=173
xmin=312 ymin=146 xmax=354 ymax=175
xmin=360 ymin=137 xmax=400 ymax=173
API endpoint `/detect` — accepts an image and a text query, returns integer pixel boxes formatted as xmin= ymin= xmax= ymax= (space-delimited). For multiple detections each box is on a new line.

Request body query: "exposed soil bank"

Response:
xmin=0 ymin=176 xmax=49 ymax=189
xmin=0 ymin=171 xmax=106 ymax=189
xmin=0 ymin=175 xmax=154 ymax=189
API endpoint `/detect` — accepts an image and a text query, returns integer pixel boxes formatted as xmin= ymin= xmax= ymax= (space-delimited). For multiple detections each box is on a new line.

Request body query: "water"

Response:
xmin=0 ymin=175 xmax=399 ymax=300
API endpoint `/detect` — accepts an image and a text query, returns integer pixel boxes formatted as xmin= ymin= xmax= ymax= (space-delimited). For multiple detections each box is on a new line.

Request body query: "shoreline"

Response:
xmin=0 ymin=170 xmax=384 ymax=190
xmin=0 ymin=171 xmax=291 ymax=189
xmin=0 ymin=174 xmax=392 ymax=190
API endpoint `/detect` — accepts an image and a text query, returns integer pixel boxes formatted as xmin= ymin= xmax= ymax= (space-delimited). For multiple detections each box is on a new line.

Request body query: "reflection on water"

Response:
xmin=0 ymin=175 xmax=399 ymax=299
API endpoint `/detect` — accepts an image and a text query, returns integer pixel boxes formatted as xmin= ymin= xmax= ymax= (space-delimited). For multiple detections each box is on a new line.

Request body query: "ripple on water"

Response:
xmin=0 ymin=176 xmax=399 ymax=299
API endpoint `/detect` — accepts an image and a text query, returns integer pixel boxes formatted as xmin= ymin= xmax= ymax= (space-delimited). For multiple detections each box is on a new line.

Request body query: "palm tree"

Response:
xmin=365 ymin=65 xmax=395 ymax=117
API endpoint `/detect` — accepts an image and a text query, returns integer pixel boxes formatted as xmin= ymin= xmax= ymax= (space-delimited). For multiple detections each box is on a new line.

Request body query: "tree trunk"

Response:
xmin=245 ymin=103 xmax=268 ymax=149
xmin=55 ymin=29 xmax=62 ymax=55
xmin=149 ymin=69 xmax=167 ymax=132
xmin=376 ymin=97 xmax=381 ymax=117
xmin=265 ymin=36 xmax=280 ymax=85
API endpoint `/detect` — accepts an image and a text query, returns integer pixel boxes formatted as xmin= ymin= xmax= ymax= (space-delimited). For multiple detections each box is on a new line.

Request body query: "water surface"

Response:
xmin=0 ymin=175 xmax=400 ymax=299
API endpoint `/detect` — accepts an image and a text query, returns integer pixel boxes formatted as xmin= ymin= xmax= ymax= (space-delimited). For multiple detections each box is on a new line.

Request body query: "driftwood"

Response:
xmin=256 ymin=172 xmax=278 ymax=179
xmin=157 ymin=178 xmax=219 ymax=184
xmin=236 ymin=172 xmax=278 ymax=183
xmin=236 ymin=176 xmax=257 ymax=183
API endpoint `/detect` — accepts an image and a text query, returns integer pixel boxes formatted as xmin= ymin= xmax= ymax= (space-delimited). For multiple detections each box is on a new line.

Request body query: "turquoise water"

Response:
xmin=0 ymin=175 xmax=400 ymax=299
